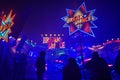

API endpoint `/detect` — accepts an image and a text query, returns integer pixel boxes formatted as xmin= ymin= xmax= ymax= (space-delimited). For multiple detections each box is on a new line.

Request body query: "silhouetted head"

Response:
xmin=92 ymin=52 xmax=99 ymax=59
xmin=68 ymin=57 xmax=76 ymax=66
xmin=40 ymin=51 xmax=46 ymax=57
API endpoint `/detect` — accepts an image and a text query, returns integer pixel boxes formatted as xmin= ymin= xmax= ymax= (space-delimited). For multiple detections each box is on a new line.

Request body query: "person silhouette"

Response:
xmin=62 ymin=57 xmax=81 ymax=80
xmin=114 ymin=50 xmax=120 ymax=75
xmin=85 ymin=52 xmax=112 ymax=80
xmin=35 ymin=51 xmax=46 ymax=80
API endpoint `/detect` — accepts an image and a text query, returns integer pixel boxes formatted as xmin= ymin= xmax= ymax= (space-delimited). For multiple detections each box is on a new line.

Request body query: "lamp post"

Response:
xmin=74 ymin=33 xmax=84 ymax=67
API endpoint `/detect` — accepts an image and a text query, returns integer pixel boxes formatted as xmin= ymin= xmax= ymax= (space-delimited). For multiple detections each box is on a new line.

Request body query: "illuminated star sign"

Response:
xmin=0 ymin=10 xmax=16 ymax=42
xmin=61 ymin=2 xmax=97 ymax=37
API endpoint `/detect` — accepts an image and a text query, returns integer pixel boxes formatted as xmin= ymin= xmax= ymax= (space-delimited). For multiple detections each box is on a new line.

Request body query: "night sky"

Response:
xmin=0 ymin=0 xmax=120 ymax=46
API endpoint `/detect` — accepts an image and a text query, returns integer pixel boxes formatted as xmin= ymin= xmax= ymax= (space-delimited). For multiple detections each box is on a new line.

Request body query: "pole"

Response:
xmin=76 ymin=33 xmax=84 ymax=66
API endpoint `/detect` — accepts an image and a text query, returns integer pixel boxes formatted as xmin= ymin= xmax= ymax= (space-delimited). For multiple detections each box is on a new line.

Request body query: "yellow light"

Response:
xmin=17 ymin=38 xmax=21 ymax=41
xmin=50 ymin=34 xmax=52 ymax=36
xmin=45 ymin=34 xmax=47 ymax=36
xmin=58 ymin=34 xmax=60 ymax=36
xmin=48 ymin=43 xmax=56 ymax=49
xmin=54 ymin=34 xmax=56 ymax=36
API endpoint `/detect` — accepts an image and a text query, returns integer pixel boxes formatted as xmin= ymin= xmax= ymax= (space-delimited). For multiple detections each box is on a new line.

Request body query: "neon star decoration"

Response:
xmin=0 ymin=10 xmax=16 ymax=42
xmin=61 ymin=2 xmax=97 ymax=37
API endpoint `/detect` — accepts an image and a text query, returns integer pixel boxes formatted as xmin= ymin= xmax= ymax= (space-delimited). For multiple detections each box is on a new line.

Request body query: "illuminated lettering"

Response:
xmin=48 ymin=43 xmax=56 ymax=49
xmin=42 ymin=36 xmax=65 ymax=49
xmin=59 ymin=42 xmax=65 ymax=48
xmin=43 ymin=37 xmax=49 ymax=43
xmin=42 ymin=34 xmax=65 ymax=49
xmin=66 ymin=15 xmax=92 ymax=25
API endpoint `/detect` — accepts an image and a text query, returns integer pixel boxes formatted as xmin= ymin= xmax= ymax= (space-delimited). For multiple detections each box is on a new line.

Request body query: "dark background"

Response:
xmin=0 ymin=0 xmax=120 ymax=46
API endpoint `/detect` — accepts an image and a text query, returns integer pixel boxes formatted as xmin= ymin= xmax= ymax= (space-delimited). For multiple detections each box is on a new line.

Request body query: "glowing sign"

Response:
xmin=0 ymin=10 xmax=16 ymax=42
xmin=88 ymin=45 xmax=104 ymax=51
xmin=42 ymin=34 xmax=65 ymax=49
xmin=61 ymin=2 xmax=97 ymax=37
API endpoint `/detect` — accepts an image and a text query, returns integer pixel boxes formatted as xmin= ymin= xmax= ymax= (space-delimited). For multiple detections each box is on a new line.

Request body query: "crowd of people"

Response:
xmin=0 ymin=40 xmax=27 ymax=80
xmin=0 ymin=39 xmax=120 ymax=80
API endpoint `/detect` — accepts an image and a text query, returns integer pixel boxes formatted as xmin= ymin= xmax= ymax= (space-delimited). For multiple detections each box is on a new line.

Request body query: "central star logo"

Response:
xmin=61 ymin=2 xmax=97 ymax=37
